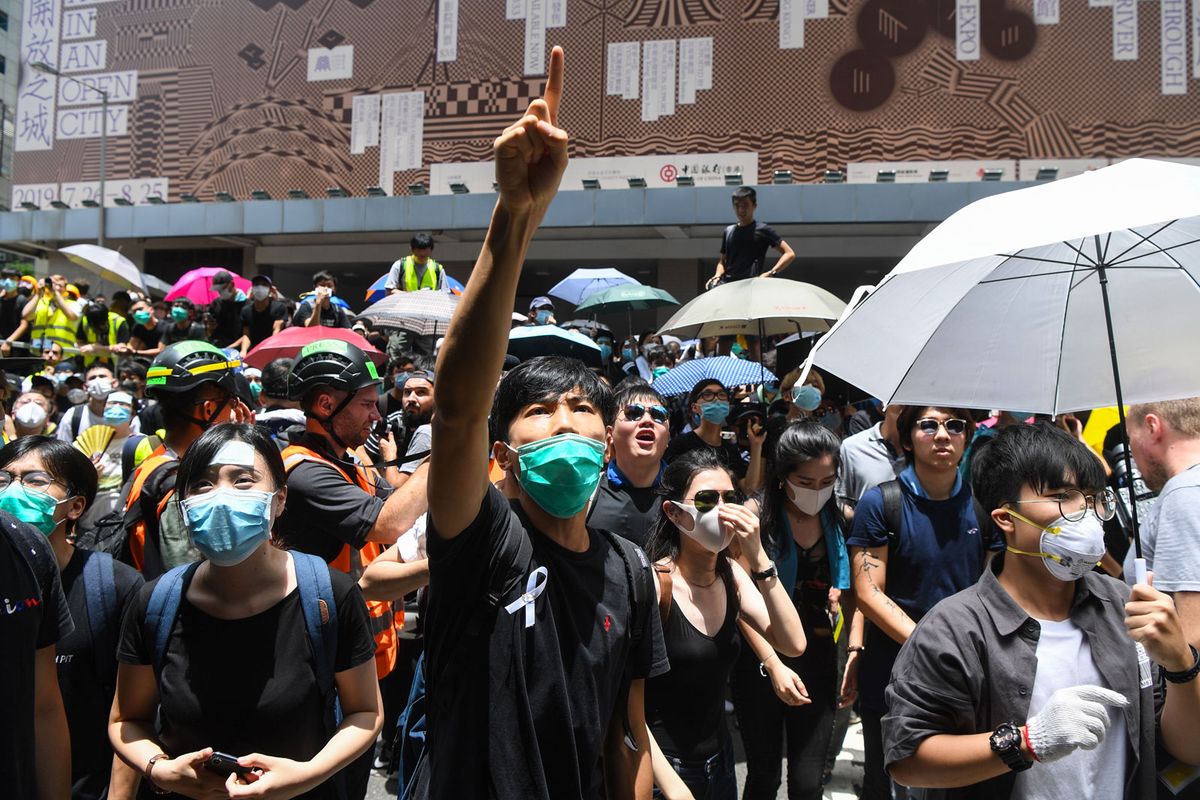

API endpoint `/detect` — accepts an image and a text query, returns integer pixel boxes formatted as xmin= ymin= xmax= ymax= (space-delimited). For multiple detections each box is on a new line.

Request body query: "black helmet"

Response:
xmin=145 ymin=341 xmax=239 ymax=399
xmin=287 ymin=339 xmax=381 ymax=401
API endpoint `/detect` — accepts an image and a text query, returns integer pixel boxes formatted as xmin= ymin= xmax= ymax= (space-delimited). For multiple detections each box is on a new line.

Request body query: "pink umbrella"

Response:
xmin=165 ymin=267 xmax=252 ymax=304
xmin=244 ymin=325 xmax=386 ymax=370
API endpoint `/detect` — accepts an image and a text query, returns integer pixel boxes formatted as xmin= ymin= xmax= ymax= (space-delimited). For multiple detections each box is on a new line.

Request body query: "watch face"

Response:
xmin=990 ymin=723 xmax=1020 ymax=751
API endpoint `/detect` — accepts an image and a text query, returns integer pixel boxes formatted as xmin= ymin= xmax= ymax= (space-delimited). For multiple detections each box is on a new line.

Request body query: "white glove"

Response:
xmin=1026 ymin=685 xmax=1129 ymax=763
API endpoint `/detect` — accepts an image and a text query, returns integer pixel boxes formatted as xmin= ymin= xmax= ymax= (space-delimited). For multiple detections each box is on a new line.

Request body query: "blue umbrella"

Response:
xmin=364 ymin=274 xmax=464 ymax=304
xmin=549 ymin=268 xmax=639 ymax=305
xmin=508 ymin=324 xmax=602 ymax=367
xmin=652 ymin=356 xmax=778 ymax=397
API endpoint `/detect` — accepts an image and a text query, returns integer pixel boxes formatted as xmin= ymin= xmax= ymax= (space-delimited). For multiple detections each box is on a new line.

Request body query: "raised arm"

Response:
xmin=430 ymin=47 xmax=568 ymax=541
xmin=851 ymin=545 xmax=917 ymax=644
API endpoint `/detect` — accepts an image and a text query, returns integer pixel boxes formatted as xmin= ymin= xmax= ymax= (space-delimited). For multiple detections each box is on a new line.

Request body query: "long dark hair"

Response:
xmin=760 ymin=421 xmax=841 ymax=557
xmin=645 ymin=448 xmax=737 ymax=584
xmin=0 ymin=435 xmax=98 ymax=534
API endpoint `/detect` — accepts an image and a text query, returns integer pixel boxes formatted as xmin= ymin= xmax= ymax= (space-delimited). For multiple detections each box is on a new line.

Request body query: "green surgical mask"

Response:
xmin=133 ymin=310 xmax=152 ymax=326
xmin=171 ymin=307 xmax=189 ymax=322
xmin=0 ymin=484 xmax=65 ymax=536
xmin=507 ymin=433 xmax=606 ymax=518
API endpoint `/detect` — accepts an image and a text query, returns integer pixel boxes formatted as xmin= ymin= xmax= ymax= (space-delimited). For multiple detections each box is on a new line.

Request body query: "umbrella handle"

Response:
xmin=1133 ymin=557 xmax=1148 ymax=586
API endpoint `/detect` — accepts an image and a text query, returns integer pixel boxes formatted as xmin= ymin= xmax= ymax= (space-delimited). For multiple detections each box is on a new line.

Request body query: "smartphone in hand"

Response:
xmin=205 ymin=751 xmax=252 ymax=778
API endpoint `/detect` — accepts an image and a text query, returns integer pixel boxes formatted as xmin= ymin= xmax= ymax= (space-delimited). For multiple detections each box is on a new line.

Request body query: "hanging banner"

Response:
xmin=1161 ymin=0 xmax=1188 ymax=93
xmin=547 ymin=0 xmax=566 ymax=28
xmin=956 ymin=0 xmax=981 ymax=60
xmin=351 ymin=94 xmax=380 ymax=154
xmin=1113 ymin=0 xmax=1138 ymax=61
xmin=779 ymin=0 xmax=805 ymax=49
xmin=524 ymin=0 xmax=546 ymax=75
xmin=437 ymin=0 xmax=458 ymax=62
xmin=57 ymin=70 xmax=137 ymax=106
xmin=606 ymin=41 xmax=639 ymax=99
xmin=641 ymin=40 xmax=675 ymax=121
xmin=1034 ymin=0 xmax=1059 ymax=25
xmin=507 ymin=0 xmax=526 ymax=19
xmin=16 ymin=0 xmax=61 ymax=152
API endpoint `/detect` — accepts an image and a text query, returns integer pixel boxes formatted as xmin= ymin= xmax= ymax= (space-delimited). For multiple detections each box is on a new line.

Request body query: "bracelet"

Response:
xmin=758 ymin=652 xmax=778 ymax=677
xmin=848 ymin=645 xmax=865 ymax=654
xmin=145 ymin=753 xmax=170 ymax=795
xmin=1162 ymin=644 xmax=1200 ymax=684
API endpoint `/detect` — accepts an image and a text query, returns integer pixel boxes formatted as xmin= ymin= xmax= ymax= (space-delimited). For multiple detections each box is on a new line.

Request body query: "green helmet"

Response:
xmin=287 ymin=338 xmax=381 ymax=401
xmin=145 ymin=341 xmax=240 ymax=399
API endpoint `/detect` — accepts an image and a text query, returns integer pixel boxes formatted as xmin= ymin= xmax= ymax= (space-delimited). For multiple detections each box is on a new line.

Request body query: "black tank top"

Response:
xmin=645 ymin=569 xmax=741 ymax=761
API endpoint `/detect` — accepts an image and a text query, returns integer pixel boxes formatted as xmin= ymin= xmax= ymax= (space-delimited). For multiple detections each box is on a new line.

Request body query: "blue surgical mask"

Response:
xmin=622 ymin=347 xmax=636 ymax=362
xmin=171 ymin=306 xmax=189 ymax=323
xmin=792 ymin=384 xmax=822 ymax=411
xmin=599 ymin=344 xmax=613 ymax=361
xmin=534 ymin=309 xmax=552 ymax=324
xmin=699 ymin=400 xmax=730 ymax=425
xmin=507 ymin=433 xmax=606 ymax=518
xmin=103 ymin=406 xmax=132 ymax=424
xmin=0 ymin=484 xmax=67 ymax=536
xmin=181 ymin=488 xmax=275 ymax=567
xmin=0 ymin=279 xmax=16 ymax=293
xmin=249 ymin=382 xmax=262 ymax=401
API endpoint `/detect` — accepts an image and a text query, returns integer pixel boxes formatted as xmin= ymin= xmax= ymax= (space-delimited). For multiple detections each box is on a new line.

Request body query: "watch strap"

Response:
xmin=1163 ymin=644 xmax=1200 ymax=684
xmin=751 ymin=563 xmax=778 ymax=581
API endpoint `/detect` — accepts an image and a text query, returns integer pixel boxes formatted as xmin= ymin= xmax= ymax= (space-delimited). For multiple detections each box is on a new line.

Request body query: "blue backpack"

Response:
xmin=145 ymin=551 xmax=345 ymax=795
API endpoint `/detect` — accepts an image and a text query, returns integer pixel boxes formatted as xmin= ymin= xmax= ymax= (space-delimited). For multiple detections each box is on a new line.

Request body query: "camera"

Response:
xmin=1108 ymin=442 xmax=1158 ymax=535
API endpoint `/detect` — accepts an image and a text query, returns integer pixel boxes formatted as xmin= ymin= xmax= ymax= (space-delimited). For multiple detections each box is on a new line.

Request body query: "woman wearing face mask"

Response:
xmin=77 ymin=391 xmax=138 ymax=527
xmin=110 ymin=424 xmax=383 ymax=799
xmin=644 ymin=448 xmax=806 ymax=800
xmin=0 ymin=436 xmax=146 ymax=800
xmin=732 ymin=421 xmax=853 ymax=800
xmin=782 ymin=368 xmax=825 ymax=424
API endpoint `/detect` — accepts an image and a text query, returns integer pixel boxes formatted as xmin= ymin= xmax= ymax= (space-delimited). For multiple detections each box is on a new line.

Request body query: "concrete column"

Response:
xmin=240 ymin=246 xmax=257 ymax=276
xmin=655 ymin=258 xmax=703 ymax=328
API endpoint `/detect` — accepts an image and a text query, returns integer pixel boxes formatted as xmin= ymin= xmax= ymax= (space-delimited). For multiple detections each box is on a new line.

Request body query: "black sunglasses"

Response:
xmin=688 ymin=489 xmax=742 ymax=513
xmin=915 ymin=417 xmax=969 ymax=436
xmin=622 ymin=402 xmax=669 ymax=425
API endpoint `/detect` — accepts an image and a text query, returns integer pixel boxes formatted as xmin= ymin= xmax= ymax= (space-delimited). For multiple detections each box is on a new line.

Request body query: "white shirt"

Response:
xmin=1012 ymin=617 xmax=1128 ymax=800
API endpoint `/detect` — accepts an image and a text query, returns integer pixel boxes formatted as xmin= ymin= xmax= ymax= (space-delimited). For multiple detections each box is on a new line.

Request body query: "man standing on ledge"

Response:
xmin=386 ymin=232 xmax=446 ymax=294
xmin=424 ymin=47 xmax=667 ymax=799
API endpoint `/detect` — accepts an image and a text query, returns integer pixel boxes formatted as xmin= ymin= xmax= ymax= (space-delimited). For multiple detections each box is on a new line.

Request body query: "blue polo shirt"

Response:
xmin=847 ymin=467 xmax=1002 ymax=712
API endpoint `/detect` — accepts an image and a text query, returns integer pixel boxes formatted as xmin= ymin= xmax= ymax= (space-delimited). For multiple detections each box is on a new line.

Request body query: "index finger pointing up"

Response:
xmin=544 ymin=46 xmax=564 ymax=126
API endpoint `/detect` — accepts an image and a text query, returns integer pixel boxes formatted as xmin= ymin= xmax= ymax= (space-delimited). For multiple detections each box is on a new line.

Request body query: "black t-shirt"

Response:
xmin=208 ymin=296 xmax=246 ymax=346
xmin=291 ymin=299 xmax=350 ymax=329
xmin=58 ymin=549 xmax=144 ymax=800
xmin=0 ymin=293 xmax=24 ymax=339
xmin=720 ymin=221 xmax=783 ymax=281
xmin=158 ymin=320 xmax=207 ymax=346
xmin=0 ymin=512 xmax=74 ymax=798
xmin=588 ymin=472 xmax=661 ymax=549
xmin=424 ymin=485 xmax=669 ymax=800
xmin=129 ymin=321 xmax=162 ymax=350
xmin=240 ymin=300 xmax=287 ymax=347
xmin=277 ymin=433 xmax=391 ymax=563
xmin=663 ymin=431 xmax=748 ymax=479
xmin=116 ymin=563 xmax=375 ymax=799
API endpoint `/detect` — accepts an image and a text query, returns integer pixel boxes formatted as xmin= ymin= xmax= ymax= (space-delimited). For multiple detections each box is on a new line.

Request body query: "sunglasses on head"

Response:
xmin=622 ymin=402 xmax=669 ymax=424
xmin=687 ymin=489 xmax=742 ymax=513
xmin=915 ymin=417 xmax=969 ymax=436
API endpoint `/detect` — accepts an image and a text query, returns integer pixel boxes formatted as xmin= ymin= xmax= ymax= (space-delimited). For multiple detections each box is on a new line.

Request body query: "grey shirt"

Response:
xmin=400 ymin=424 xmax=431 ymax=475
xmin=883 ymin=565 xmax=1159 ymax=800
xmin=836 ymin=421 xmax=906 ymax=507
xmin=1123 ymin=464 xmax=1200 ymax=592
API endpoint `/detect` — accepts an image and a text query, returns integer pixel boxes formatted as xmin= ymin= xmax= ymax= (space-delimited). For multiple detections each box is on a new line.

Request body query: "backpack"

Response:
xmin=878 ymin=479 xmax=904 ymax=545
xmin=146 ymin=551 xmax=346 ymax=798
xmin=401 ymin=523 xmax=653 ymax=800
xmin=81 ymin=550 xmax=119 ymax=696
xmin=122 ymin=455 xmax=198 ymax=579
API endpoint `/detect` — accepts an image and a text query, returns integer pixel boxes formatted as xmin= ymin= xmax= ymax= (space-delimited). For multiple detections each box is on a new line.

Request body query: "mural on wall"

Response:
xmin=12 ymin=0 xmax=1200 ymax=207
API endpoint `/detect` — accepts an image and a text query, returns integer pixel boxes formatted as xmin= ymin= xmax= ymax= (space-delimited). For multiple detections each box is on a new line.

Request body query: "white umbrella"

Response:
xmin=59 ymin=244 xmax=146 ymax=292
xmin=141 ymin=273 xmax=174 ymax=298
xmin=657 ymin=277 xmax=845 ymax=339
xmin=549 ymin=268 xmax=640 ymax=305
xmin=809 ymin=157 xmax=1200 ymax=577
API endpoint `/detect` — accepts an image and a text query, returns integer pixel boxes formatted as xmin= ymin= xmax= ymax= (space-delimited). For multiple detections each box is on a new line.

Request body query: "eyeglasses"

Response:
xmin=697 ymin=389 xmax=729 ymax=403
xmin=0 ymin=470 xmax=58 ymax=493
xmin=622 ymin=403 xmax=669 ymax=425
xmin=686 ymin=489 xmax=743 ymax=513
xmin=915 ymin=417 xmax=969 ymax=436
xmin=1010 ymin=489 xmax=1118 ymax=523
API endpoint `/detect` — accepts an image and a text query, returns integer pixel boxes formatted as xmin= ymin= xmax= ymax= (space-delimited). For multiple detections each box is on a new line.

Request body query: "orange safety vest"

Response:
xmin=282 ymin=444 xmax=399 ymax=680
xmin=123 ymin=447 xmax=176 ymax=573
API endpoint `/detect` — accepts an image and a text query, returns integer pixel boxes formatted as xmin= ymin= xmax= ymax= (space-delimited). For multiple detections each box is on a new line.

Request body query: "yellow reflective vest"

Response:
xmin=80 ymin=311 xmax=124 ymax=367
xmin=400 ymin=256 xmax=443 ymax=291
xmin=30 ymin=296 xmax=78 ymax=352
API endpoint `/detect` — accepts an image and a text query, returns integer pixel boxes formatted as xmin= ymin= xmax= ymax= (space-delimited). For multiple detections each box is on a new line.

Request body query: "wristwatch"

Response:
xmin=989 ymin=722 xmax=1033 ymax=772
xmin=751 ymin=563 xmax=778 ymax=582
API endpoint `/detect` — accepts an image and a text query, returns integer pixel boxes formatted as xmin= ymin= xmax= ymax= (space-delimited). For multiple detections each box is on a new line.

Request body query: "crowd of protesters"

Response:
xmin=4 ymin=46 xmax=1200 ymax=800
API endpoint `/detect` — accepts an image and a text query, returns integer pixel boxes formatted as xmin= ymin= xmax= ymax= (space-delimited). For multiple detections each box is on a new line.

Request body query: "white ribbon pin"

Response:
xmin=505 ymin=566 xmax=549 ymax=628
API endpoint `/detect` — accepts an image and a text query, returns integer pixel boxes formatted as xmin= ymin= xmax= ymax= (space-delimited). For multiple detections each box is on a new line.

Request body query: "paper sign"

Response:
xmin=1113 ymin=0 xmax=1138 ymax=61
xmin=351 ymin=94 xmax=381 ymax=154
xmin=1161 ymin=0 xmax=1188 ymax=93
xmin=437 ymin=0 xmax=458 ymax=62
xmin=956 ymin=0 xmax=981 ymax=60
xmin=307 ymin=45 xmax=354 ymax=81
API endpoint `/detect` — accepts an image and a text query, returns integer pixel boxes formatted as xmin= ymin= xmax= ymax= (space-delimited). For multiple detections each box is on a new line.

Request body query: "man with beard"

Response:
xmin=365 ymin=367 xmax=435 ymax=466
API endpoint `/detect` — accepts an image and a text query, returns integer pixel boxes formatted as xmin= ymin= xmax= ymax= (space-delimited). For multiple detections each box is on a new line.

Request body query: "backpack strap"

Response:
xmin=70 ymin=406 xmax=83 ymax=440
xmin=653 ymin=564 xmax=673 ymax=627
xmin=145 ymin=561 xmax=200 ymax=679
xmin=878 ymin=479 xmax=903 ymax=546
xmin=121 ymin=434 xmax=147 ymax=483
xmin=292 ymin=551 xmax=339 ymax=706
xmin=597 ymin=530 xmax=653 ymax=753
xmin=82 ymin=550 xmax=119 ymax=694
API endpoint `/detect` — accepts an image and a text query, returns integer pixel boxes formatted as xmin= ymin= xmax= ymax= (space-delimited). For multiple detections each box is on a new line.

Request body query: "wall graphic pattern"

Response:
xmin=12 ymin=0 xmax=1200 ymax=206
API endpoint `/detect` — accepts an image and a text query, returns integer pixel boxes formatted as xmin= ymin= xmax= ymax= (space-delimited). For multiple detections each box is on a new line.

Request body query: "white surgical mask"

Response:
xmin=86 ymin=377 xmax=112 ymax=400
xmin=251 ymin=286 xmax=270 ymax=302
xmin=785 ymin=480 xmax=834 ymax=516
xmin=1006 ymin=508 xmax=1106 ymax=581
xmin=671 ymin=502 xmax=734 ymax=554
xmin=14 ymin=403 xmax=47 ymax=429
xmin=67 ymin=388 xmax=88 ymax=405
